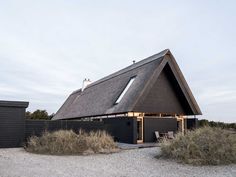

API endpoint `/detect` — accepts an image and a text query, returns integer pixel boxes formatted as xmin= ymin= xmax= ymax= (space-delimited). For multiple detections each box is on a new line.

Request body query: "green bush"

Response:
xmin=159 ymin=127 xmax=236 ymax=165
xmin=25 ymin=130 xmax=118 ymax=155
xmin=198 ymin=119 xmax=236 ymax=130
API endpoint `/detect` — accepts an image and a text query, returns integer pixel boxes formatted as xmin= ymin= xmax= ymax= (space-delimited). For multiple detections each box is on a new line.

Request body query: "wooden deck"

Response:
xmin=117 ymin=142 xmax=159 ymax=150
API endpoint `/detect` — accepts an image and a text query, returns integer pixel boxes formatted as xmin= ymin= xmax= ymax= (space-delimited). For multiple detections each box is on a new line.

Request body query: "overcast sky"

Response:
xmin=0 ymin=1 xmax=235 ymax=122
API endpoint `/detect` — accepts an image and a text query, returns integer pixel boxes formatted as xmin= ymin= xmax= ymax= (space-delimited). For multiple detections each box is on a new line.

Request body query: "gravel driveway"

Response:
xmin=0 ymin=147 xmax=235 ymax=177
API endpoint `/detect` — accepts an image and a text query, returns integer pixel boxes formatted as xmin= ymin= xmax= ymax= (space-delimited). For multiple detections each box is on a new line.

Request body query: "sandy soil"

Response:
xmin=0 ymin=147 xmax=235 ymax=177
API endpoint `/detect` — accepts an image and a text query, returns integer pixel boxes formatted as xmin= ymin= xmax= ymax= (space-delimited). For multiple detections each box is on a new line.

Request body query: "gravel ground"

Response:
xmin=0 ymin=147 xmax=235 ymax=177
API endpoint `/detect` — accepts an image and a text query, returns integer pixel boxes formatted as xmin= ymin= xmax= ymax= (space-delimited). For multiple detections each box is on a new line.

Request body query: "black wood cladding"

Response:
xmin=0 ymin=107 xmax=26 ymax=148
xmin=0 ymin=100 xmax=197 ymax=147
xmin=134 ymin=64 xmax=193 ymax=115
xmin=26 ymin=117 xmax=137 ymax=144
xmin=103 ymin=117 xmax=137 ymax=144
xmin=143 ymin=117 xmax=178 ymax=142
xmin=25 ymin=120 xmax=109 ymax=141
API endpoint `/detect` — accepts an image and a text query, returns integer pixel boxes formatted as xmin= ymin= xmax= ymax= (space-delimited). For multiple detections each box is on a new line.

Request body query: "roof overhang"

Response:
xmin=0 ymin=100 xmax=29 ymax=108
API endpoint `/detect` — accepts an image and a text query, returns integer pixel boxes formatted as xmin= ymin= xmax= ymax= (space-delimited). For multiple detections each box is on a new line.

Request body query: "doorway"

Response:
xmin=177 ymin=117 xmax=184 ymax=133
xmin=137 ymin=117 xmax=143 ymax=143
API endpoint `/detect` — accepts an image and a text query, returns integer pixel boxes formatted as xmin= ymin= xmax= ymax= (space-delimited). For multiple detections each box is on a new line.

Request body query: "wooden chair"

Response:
xmin=155 ymin=131 xmax=161 ymax=142
xmin=167 ymin=131 xmax=174 ymax=139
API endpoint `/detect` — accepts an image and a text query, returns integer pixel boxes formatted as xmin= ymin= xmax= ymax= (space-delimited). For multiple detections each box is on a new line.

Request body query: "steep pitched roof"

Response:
xmin=53 ymin=49 xmax=201 ymax=120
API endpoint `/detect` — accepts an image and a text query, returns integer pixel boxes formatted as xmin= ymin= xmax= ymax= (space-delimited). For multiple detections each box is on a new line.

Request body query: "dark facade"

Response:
xmin=0 ymin=101 xmax=28 ymax=148
xmin=143 ymin=118 xmax=177 ymax=142
xmin=134 ymin=64 xmax=192 ymax=114
xmin=186 ymin=118 xmax=198 ymax=130
xmin=25 ymin=120 xmax=109 ymax=141
xmin=103 ymin=117 xmax=137 ymax=144
xmin=0 ymin=100 xmax=198 ymax=146
xmin=26 ymin=117 xmax=137 ymax=144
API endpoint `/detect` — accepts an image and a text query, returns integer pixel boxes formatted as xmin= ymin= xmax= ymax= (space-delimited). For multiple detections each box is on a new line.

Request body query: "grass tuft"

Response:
xmin=25 ymin=129 xmax=118 ymax=155
xmin=159 ymin=127 xmax=236 ymax=165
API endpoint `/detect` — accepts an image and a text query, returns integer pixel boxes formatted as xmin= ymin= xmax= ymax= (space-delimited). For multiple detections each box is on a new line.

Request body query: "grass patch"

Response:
xmin=159 ymin=127 xmax=236 ymax=165
xmin=25 ymin=130 xmax=118 ymax=155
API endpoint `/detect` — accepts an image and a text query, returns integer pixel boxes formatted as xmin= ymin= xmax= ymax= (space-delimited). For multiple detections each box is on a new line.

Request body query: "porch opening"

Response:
xmin=137 ymin=117 xmax=143 ymax=143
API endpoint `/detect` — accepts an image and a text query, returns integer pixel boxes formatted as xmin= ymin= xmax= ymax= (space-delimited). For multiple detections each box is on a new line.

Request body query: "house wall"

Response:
xmin=103 ymin=117 xmax=137 ymax=144
xmin=0 ymin=101 xmax=28 ymax=148
xmin=134 ymin=64 xmax=193 ymax=115
xmin=25 ymin=120 xmax=109 ymax=140
xmin=26 ymin=117 xmax=137 ymax=144
xmin=186 ymin=118 xmax=198 ymax=130
xmin=0 ymin=99 xmax=188 ymax=147
xmin=143 ymin=117 xmax=177 ymax=142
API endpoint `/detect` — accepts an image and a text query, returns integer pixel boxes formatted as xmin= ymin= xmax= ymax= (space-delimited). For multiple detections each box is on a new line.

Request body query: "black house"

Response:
xmin=53 ymin=49 xmax=201 ymax=143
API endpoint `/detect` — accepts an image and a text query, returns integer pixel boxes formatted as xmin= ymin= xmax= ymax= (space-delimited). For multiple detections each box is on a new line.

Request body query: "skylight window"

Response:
xmin=115 ymin=77 xmax=136 ymax=104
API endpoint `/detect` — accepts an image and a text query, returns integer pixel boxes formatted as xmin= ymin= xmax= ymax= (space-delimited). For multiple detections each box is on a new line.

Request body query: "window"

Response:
xmin=115 ymin=77 xmax=136 ymax=104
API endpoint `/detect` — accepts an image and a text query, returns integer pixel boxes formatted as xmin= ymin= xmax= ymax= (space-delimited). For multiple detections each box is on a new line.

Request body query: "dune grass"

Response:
xmin=25 ymin=130 xmax=118 ymax=155
xmin=159 ymin=127 xmax=236 ymax=165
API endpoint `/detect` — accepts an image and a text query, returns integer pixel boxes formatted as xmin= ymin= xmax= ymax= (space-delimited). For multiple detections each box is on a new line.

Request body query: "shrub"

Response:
xmin=25 ymin=130 xmax=118 ymax=155
xmin=198 ymin=119 xmax=236 ymax=130
xmin=159 ymin=127 xmax=236 ymax=165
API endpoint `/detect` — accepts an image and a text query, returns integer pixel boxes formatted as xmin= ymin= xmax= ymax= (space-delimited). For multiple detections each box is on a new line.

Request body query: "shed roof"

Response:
xmin=53 ymin=49 xmax=201 ymax=120
xmin=0 ymin=100 xmax=29 ymax=108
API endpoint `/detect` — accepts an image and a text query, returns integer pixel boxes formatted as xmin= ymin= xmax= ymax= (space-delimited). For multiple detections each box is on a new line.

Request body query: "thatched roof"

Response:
xmin=53 ymin=49 xmax=201 ymax=120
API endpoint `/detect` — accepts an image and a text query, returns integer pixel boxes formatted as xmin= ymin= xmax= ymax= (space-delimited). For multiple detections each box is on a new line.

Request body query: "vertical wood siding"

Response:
xmin=0 ymin=107 xmax=26 ymax=148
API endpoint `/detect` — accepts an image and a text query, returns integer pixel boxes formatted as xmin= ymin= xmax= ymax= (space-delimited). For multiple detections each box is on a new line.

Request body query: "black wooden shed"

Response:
xmin=0 ymin=100 xmax=29 ymax=148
